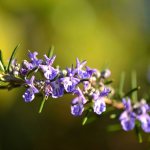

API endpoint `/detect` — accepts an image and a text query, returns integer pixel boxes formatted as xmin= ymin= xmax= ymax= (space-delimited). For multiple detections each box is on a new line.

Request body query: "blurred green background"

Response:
xmin=0 ymin=0 xmax=150 ymax=149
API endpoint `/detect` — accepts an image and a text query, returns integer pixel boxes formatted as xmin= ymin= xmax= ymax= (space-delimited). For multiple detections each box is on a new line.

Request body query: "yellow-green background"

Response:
xmin=0 ymin=0 xmax=150 ymax=149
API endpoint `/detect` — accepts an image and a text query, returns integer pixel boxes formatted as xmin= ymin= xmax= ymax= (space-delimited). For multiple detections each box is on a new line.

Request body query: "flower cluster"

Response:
xmin=1 ymin=49 xmax=150 ymax=136
xmin=119 ymin=98 xmax=150 ymax=132
xmin=9 ymin=51 xmax=111 ymax=116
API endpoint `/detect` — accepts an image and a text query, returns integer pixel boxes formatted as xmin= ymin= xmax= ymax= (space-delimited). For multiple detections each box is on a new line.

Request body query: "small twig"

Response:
xmin=104 ymin=98 xmax=124 ymax=109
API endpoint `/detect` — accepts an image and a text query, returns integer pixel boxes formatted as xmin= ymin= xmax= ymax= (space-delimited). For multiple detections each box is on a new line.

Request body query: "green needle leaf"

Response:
xmin=82 ymin=109 xmax=92 ymax=126
xmin=131 ymin=70 xmax=138 ymax=102
xmin=124 ymin=86 xmax=140 ymax=97
xmin=82 ymin=115 xmax=96 ymax=126
xmin=82 ymin=116 xmax=88 ymax=126
xmin=135 ymin=124 xmax=143 ymax=143
xmin=7 ymin=43 xmax=20 ymax=72
xmin=119 ymin=72 xmax=125 ymax=98
xmin=0 ymin=61 xmax=5 ymax=72
xmin=0 ymin=50 xmax=5 ymax=71
xmin=48 ymin=45 xmax=54 ymax=58
xmin=104 ymin=80 xmax=113 ymax=85
xmin=38 ymin=96 xmax=48 ymax=114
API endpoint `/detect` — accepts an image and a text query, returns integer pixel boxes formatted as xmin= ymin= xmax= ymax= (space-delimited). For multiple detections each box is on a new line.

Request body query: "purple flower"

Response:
xmin=76 ymin=58 xmax=87 ymax=70
xmin=83 ymin=81 xmax=91 ymax=91
xmin=71 ymin=87 xmax=87 ymax=116
xmin=51 ymin=79 xmax=64 ymax=98
xmin=60 ymin=66 xmax=80 ymax=93
xmin=23 ymin=60 xmax=34 ymax=70
xmin=93 ymin=97 xmax=106 ymax=115
xmin=92 ymin=88 xmax=110 ymax=115
xmin=20 ymin=60 xmax=34 ymax=75
xmin=40 ymin=65 xmax=58 ymax=80
xmin=75 ymin=58 xmax=86 ymax=77
xmin=71 ymin=98 xmax=84 ymax=116
xmin=60 ymin=77 xmax=80 ymax=93
xmin=120 ymin=112 xmax=136 ymax=131
xmin=28 ymin=51 xmax=42 ymax=67
xmin=20 ymin=67 xmax=28 ymax=75
xmin=22 ymin=76 xmax=39 ymax=102
xmin=100 ymin=87 xmax=111 ymax=97
xmin=44 ymin=81 xmax=53 ymax=96
xmin=119 ymin=98 xmax=136 ymax=131
xmin=119 ymin=98 xmax=150 ymax=132
xmin=73 ymin=87 xmax=87 ymax=104
xmin=22 ymin=88 xmax=36 ymax=102
xmin=44 ymin=54 xmax=56 ymax=66
xmin=75 ymin=58 xmax=95 ymax=79
xmin=139 ymin=114 xmax=150 ymax=132
xmin=66 ymin=67 xmax=75 ymax=77
xmin=40 ymin=55 xmax=58 ymax=80
xmin=79 ymin=66 xmax=96 ymax=79
xmin=20 ymin=51 xmax=42 ymax=75
xmin=25 ymin=76 xmax=39 ymax=93
xmin=134 ymin=100 xmax=150 ymax=132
